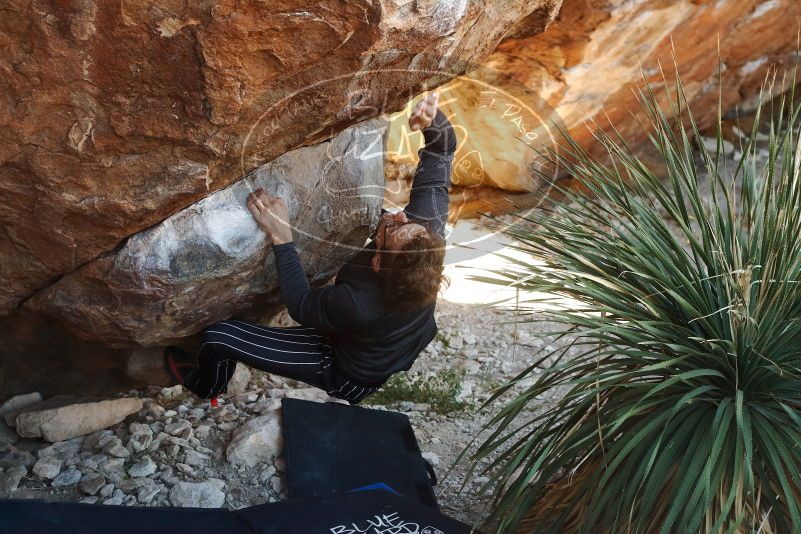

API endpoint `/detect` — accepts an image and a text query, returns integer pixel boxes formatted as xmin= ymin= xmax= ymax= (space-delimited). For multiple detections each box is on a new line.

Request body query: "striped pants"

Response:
xmin=182 ymin=319 xmax=383 ymax=405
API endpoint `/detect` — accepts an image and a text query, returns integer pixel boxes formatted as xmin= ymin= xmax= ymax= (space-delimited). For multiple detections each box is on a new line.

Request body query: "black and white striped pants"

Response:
xmin=182 ymin=319 xmax=383 ymax=405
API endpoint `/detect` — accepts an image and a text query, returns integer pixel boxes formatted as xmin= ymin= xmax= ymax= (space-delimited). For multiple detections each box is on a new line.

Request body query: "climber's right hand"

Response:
xmin=246 ymin=188 xmax=293 ymax=245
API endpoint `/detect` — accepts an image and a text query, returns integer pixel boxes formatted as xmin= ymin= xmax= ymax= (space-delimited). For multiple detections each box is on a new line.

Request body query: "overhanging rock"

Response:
xmin=25 ymin=119 xmax=387 ymax=347
xmin=0 ymin=0 xmax=562 ymax=316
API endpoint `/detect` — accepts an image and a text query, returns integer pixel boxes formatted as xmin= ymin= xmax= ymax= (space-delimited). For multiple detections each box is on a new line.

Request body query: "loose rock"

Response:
xmin=144 ymin=401 xmax=166 ymax=419
xmin=82 ymin=430 xmax=114 ymax=451
xmin=103 ymin=495 xmax=124 ymax=506
xmin=0 ymin=448 xmax=35 ymax=469
xmin=226 ymin=365 xmax=252 ymax=395
xmin=183 ymin=450 xmax=210 ymax=467
xmin=137 ymin=484 xmax=162 ymax=504
xmin=39 ymin=437 xmax=85 ymax=460
xmin=52 ymin=469 xmax=82 ymax=487
xmin=13 ymin=397 xmax=143 ymax=442
xmin=98 ymin=458 xmax=125 ymax=479
xmin=422 ymin=452 xmax=440 ymax=466
xmin=102 ymin=437 xmax=130 ymax=458
xmin=32 ymin=457 xmax=62 ymax=480
xmin=176 ymin=463 xmax=196 ymax=476
xmin=0 ymin=466 xmax=27 ymax=497
xmin=0 ymin=422 xmax=19 ymax=446
xmin=225 ymin=412 xmax=282 ymax=468
xmin=0 ymin=392 xmax=44 ymax=421
xmin=160 ymin=386 xmax=184 ymax=401
xmin=160 ymin=469 xmax=179 ymax=487
xmin=99 ymin=484 xmax=115 ymax=498
xmin=169 ymin=481 xmax=226 ymax=508
xmin=250 ymin=399 xmax=281 ymax=414
xmin=127 ymin=423 xmax=153 ymax=453
xmin=259 ymin=465 xmax=276 ymax=483
xmin=128 ymin=456 xmax=157 ymax=478
xmin=117 ymin=477 xmax=156 ymax=493
xmin=165 ymin=420 xmax=193 ymax=440
xmin=80 ymin=472 xmax=106 ymax=495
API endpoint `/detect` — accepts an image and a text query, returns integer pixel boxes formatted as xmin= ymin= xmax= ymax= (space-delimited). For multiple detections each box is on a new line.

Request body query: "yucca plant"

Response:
xmin=464 ymin=66 xmax=801 ymax=533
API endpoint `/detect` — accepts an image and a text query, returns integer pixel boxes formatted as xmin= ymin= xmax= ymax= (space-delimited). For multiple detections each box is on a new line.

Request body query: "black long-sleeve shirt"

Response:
xmin=272 ymin=109 xmax=456 ymax=384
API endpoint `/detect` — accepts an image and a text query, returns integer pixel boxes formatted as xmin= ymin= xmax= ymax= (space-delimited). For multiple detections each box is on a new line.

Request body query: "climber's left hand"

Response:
xmin=409 ymin=92 xmax=439 ymax=132
xmin=247 ymin=188 xmax=293 ymax=245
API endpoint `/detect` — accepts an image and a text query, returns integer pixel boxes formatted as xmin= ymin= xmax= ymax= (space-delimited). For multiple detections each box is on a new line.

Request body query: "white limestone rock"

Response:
xmin=13 ymin=397 xmax=143 ymax=442
xmin=52 ymin=468 xmax=82 ymax=487
xmin=225 ymin=411 xmax=283 ymax=468
xmin=33 ymin=457 xmax=62 ymax=480
xmin=226 ymin=365 xmax=252 ymax=395
xmin=128 ymin=456 xmax=157 ymax=478
xmin=168 ymin=481 xmax=226 ymax=508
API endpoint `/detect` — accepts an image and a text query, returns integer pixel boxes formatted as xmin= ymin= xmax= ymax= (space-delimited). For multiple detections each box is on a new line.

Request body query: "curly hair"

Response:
xmin=377 ymin=230 xmax=449 ymax=311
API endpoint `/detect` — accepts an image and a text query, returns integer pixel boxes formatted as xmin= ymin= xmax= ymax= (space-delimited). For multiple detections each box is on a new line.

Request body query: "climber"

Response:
xmin=165 ymin=91 xmax=456 ymax=405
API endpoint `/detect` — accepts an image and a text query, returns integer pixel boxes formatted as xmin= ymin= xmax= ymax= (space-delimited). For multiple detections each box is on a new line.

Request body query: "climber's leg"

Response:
xmin=182 ymin=319 xmax=333 ymax=399
xmin=324 ymin=372 xmax=385 ymax=405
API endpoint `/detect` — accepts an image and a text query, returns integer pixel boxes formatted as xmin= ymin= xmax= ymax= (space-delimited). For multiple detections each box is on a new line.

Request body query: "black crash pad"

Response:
xmin=282 ymin=398 xmax=438 ymax=507
xmin=0 ymin=487 xmax=472 ymax=534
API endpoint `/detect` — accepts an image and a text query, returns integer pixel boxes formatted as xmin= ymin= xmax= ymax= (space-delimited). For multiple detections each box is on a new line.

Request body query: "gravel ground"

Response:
xmin=0 ymin=299 xmax=559 ymax=530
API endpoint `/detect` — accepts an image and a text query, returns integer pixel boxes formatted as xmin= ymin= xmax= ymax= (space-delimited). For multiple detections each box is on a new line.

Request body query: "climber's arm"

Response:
xmin=246 ymin=189 xmax=363 ymax=335
xmin=271 ymin=242 xmax=363 ymax=335
xmin=403 ymin=108 xmax=456 ymax=239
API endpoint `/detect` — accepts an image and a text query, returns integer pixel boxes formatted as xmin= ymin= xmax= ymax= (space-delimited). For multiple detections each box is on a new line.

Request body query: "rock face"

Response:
xmin=385 ymin=64 xmax=563 ymax=197
xmin=386 ymin=0 xmax=801 ymax=206
xmin=25 ymin=119 xmax=386 ymax=346
xmin=490 ymin=0 xmax=801 ymax=167
xmin=0 ymin=0 xmax=561 ymax=318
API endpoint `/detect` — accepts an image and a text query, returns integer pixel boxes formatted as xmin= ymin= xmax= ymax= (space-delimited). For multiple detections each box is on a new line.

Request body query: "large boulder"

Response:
xmin=0 ymin=0 xmax=561 ymax=317
xmin=25 ymin=119 xmax=385 ymax=346
xmin=5 ymin=0 xmax=795 ymax=396
xmin=385 ymin=0 xmax=801 ymax=209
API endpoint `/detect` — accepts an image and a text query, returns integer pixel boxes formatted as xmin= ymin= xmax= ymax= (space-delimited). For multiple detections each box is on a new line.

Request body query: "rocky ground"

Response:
xmin=0 ymin=299 xmax=552 ymax=529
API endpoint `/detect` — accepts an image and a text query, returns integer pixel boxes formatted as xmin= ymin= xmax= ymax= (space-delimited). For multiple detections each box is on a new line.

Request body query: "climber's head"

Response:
xmin=371 ymin=211 xmax=447 ymax=310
